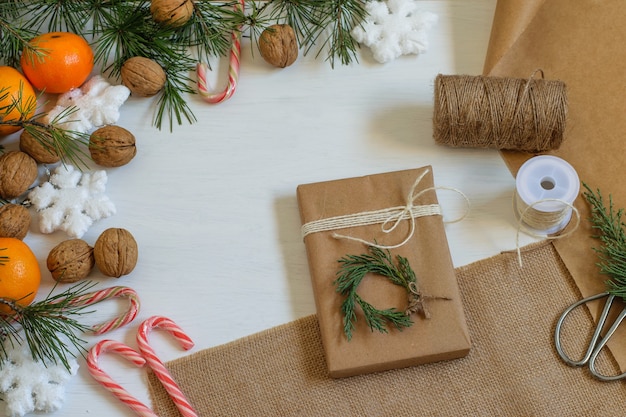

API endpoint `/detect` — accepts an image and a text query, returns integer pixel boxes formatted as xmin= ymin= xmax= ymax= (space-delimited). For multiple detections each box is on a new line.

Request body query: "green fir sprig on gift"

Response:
xmin=335 ymin=246 xmax=416 ymax=341
xmin=583 ymin=183 xmax=626 ymax=300
xmin=1 ymin=0 xmax=368 ymax=130
xmin=0 ymin=281 xmax=97 ymax=371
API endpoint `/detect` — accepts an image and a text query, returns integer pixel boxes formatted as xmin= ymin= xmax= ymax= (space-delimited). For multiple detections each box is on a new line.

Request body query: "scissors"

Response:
xmin=554 ymin=291 xmax=626 ymax=381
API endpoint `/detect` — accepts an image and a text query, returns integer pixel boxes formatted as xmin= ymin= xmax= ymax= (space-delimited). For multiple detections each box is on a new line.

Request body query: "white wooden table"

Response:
xmin=2 ymin=1 xmax=541 ymax=415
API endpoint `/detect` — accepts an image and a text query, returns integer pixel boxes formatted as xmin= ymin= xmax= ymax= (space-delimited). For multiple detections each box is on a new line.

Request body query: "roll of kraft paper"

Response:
xmin=433 ymin=73 xmax=567 ymax=152
xmin=514 ymin=155 xmax=579 ymax=235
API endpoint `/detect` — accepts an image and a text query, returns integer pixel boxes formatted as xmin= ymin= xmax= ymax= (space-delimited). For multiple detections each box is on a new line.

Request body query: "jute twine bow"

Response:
xmin=405 ymin=281 xmax=451 ymax=319
xmin=301 ymin=169 xmax=469 ymax=250
xmin=433 ymin=71 xmax=568 ymax=152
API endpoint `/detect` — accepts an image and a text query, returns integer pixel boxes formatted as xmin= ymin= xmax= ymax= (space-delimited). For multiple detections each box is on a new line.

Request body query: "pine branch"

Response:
xmin=2 ymin=0 xmax=370 ymax=129
xmin=583 ymin=183 xmax=626 ymax=300
xmin=185 ymin=1 xmax=238 ymax=62
xmin=23 ymin=0 xmax=92 ymax=34
xmin=0 ymin=17 xmax=42 ymax=68
xmin=0 ymin=281 xmax=97 ymax=371
xmin=155 ymin=66 xmax=197 ymax=130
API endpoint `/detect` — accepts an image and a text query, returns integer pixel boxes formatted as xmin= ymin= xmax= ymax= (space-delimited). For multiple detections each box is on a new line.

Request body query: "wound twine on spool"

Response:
xmin=433 ymin=72 xmax=568 ymax=152
xmin=513 ymin=155 xmax=580 ymax=266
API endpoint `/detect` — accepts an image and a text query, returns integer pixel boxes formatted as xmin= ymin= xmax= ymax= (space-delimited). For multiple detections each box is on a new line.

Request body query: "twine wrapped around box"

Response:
xmin=433 ymin=73 xmax=567 ymax=152
xmin=295 ymin=167 xmax=471 ymax=378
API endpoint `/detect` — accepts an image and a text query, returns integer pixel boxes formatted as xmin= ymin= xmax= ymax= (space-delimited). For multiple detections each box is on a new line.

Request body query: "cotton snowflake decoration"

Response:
xmin=351 ymin=0 xmax=438 ymax=63
xmin=0 ymin=344 xmax=78 ymax=417
xmin=44 ymin=75 xmax=131 ymax=133
xmin=28 ymin=165 xmax=116 ymax=238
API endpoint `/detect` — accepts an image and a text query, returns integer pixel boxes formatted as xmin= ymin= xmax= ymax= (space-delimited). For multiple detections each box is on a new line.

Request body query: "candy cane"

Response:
xmin=196 ymin=0 xmax=245 ymax=103
xmin=137 ymin=316 xmax=197 ymax=417
xmin=87 ymin=340 xmax=158 ymax=417
xmin=69 ymin=286 xmax=140 ymax=335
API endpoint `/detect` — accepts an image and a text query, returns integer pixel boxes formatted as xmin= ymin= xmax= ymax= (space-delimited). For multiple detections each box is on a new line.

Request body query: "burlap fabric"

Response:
xmin=148 ymin=242 xmax=626 ymax=416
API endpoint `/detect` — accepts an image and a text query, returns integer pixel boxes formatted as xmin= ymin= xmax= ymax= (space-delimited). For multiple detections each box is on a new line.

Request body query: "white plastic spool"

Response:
xmin=514 ymin=155 xmax=580 ymax=235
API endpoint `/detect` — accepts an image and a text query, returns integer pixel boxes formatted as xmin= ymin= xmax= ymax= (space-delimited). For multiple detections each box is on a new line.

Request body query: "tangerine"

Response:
xmin=0 ymin=66 xmax=37 ymax=137
xmin=0 ymin=237 xmax=41 ymax=314
xmin=20 ymin=32 xmax=94 ymax=94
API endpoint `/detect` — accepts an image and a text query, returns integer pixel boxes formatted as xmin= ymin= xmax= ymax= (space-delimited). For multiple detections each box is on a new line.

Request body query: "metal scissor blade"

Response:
xmin=554 ymin=292 xmax=614 ymax=367
xmin=588 ymin=307 xmax=626 ymax=381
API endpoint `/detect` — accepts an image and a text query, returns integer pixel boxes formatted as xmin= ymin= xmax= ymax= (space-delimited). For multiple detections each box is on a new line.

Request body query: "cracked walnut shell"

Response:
xmin=90 ymin=125 xmax=137 ymax=167
xmin=47 ymin=239 xmax=95 ymax=282
xmin=94 ymin=228 xmax=138 ymax=278
xmin=121 ymin=57 xmax=167 ymax=97
xmin=0 ymin=151 xmax=38 ymax=199
xmin=259 ymin=24 xmax=298 ymax=68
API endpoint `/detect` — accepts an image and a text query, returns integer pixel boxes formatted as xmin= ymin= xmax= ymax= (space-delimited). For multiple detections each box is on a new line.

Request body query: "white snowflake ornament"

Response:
xmin=0 ymin=344 xmax=78 ymax=417
xmin=45 ymin=75 xmax=131 ymax=133
xmin=28 ymin=165 xmax=116 ymax=238
xmin=351 ymin=0 xmax=438 ymax=63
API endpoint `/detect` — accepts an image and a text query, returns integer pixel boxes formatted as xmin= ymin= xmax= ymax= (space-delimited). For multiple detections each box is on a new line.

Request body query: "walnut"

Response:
xmin=94 ymin=228 xmax=138 ymax=278
xmin=89 ymin=125 xmax=137 ymax=167
xmin=0 ymin=203 xmax=31 ymax=240
xmin=47 ymin=239 xmax=95 ymax=283
xmin=0 ymin=151 xmax=38 ymax=199
xmin=121 ymin=57 xmax=167 ymax=97
xmin=258 ymin=24 xmax=298 ymax=68
xmin=151 ymin=0 xmax=193 ymax=27
xmin=19 ymin=129 xmax=62 ymax=164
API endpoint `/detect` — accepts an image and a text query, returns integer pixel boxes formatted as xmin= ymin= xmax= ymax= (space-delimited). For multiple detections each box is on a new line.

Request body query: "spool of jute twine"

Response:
xmin=432 ymin=72 xmax=568 ymax=152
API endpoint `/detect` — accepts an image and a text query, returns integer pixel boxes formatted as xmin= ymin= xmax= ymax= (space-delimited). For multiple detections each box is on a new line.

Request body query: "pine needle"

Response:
xmin=0 ymin=281 xmax=97 ymax=371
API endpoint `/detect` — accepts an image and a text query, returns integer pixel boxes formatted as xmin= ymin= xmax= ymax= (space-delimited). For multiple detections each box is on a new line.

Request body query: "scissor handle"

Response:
xmin=554 ymin=291 xmax=613 ymax=367
xmin=588 ymin=307 xmax=626 ymax=381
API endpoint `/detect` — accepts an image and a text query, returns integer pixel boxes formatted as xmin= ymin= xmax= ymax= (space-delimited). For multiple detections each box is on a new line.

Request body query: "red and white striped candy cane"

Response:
xmin=197 ymin=0 xmax=245 ymax=103
xmin=87 ymin=339 xmax=158 ymax=417
xmin=137 ymin=316 xmax=197 ymax=417
xmin=69 ymin=286 xmax=140 ymax=335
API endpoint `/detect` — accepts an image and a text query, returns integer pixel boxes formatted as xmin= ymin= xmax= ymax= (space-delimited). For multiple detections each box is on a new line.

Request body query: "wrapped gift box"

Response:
xmin=296 ymin=166 xmax=471 ymax=378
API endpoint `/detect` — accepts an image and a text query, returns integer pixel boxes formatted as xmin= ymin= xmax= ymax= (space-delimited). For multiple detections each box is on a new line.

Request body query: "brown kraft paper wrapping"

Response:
xmin=483 ymin=0 xmax=626 ymax=370
xmin=296 ymin=166 xmax=471 ymax=378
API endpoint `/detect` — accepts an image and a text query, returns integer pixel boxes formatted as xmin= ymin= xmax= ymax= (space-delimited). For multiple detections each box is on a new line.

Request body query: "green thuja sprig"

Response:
xmin=335 ymin=246 xmax=415 ymax=341
xmin=583 ymin=183 xmax=626 ymax=300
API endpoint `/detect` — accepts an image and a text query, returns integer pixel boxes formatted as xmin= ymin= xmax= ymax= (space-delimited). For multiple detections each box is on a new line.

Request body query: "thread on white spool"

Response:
xmin=514 ymin=155 xmax=580 ymax=235
xmin=513 ymin=155 xmax=580 ymax=267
